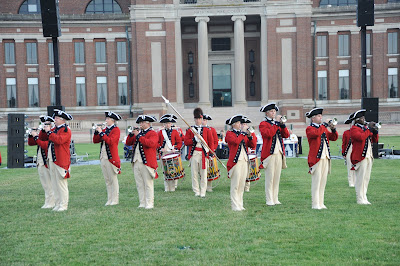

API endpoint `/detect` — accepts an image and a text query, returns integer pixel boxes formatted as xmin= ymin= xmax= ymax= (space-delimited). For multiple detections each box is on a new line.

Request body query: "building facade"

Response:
xmin=0 ymin=0 xmax=399 ymax=129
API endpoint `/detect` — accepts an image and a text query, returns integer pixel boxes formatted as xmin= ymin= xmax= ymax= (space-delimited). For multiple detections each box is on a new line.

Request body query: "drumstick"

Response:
xmin=161 ymin=95 xmax=227 ymax=170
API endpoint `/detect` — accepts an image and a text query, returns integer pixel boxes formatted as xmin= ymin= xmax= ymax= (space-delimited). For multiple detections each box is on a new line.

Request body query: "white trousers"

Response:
xmin=132 ymin=161 xmax=154 ymax=208
xmin=48 ymin=161 xmax=69 ymax=210
xmin=229 ymin=160 xmax=249 ymax=211
xmin=264 ymin=154 xmax=283 ymax=205
xmin=345 ymin=147 xmax=355 ymax=187
xmin=311 ymin=158 xmax=329 ymax=209
xmin=38 ymin=164 xmax=54 ymax=208
xmin=164 ymin=179 xmax=176 ymax=192
xmin=190 ymin=151 xmax=208 ymax=197
xmin=354 ymin=157 xmax=373 ymax=204
xmin=101 ymin=158 xmax=119 ymax=205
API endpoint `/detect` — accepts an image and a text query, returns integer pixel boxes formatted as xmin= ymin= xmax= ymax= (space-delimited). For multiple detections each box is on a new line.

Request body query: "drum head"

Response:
xmin=162 ymin=153 xmax=179 ymax=160
xmin=248 ymin=154 xmax=257 ymax=160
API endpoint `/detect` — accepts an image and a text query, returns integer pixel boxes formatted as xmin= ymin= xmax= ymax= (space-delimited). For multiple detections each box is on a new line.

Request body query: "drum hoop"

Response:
xmin=162 ymin=152 xmax=181 ymax=160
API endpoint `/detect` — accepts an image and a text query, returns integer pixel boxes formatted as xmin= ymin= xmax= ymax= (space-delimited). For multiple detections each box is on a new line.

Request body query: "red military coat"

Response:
xmin=126 ymin=127 xmax=159 ymax=171
xmin=306 ymin=123 xmax=339 ymax=168
xmin=184 ymin=126 xmax=214 ymax=169
xmin=259 ymin=119 xmax=290 ymax=162
xmin=209 ymin=126 xmax=218 ymax=152
xmin=350 ymin=124 xmax=379 ymax=165
xmin=93 ymin=125 xmax=121 ymax=169
xmin=28 ymin=130 xmax=49 ymax=167
xmin=158 ymin=128 xmax=183 ymax=151
xmin=226 ymin=130 xmax=256 ymax=172
xmin=48 ymin=124 xmax=72 ymax=176
xmin=342 ymin=129 xmax=351 ymax=156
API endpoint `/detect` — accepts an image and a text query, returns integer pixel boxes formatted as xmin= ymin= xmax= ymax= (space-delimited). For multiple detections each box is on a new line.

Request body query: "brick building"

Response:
xmin=0 ymin=0 xmax=399 ymax=131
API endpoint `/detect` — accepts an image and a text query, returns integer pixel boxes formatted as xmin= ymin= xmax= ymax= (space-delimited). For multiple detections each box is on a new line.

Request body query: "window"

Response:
xmin=95 ymin=41 xmax=106 ymax=63
xmin=388 ymin=68 xmax=398 ymax=98
xmin=5 ymin=42 xmax=15 ymax=64
xmin=74 ymin=41 xmax=85 ymax=64
xmin=317 ymin=35 xmax=327 ymax=57
xmin=318 ymin=71 xmax=328 ymax=100
xmin=117 ymin=41 xmax=127 ymax=63
xmin=6 ymin=78 xmax=17 ymax=108
xmin=366 ymin=33 xmax=371 ymax=56
xmin=338 ymin=34 xmax=349 ymax=56
xmin=97 ymin=77 xmax=107 ymax=106
xmin=339 ymin=70 xmax=350 ymax=99
xmin=48 ymin=42 xmax=54 ymax=64
xmin=50 ymin=78 xmax=56 ymax=106
xmin=319 ymin=0 xmax=356 ymax=6
xmin=85 ymin=0 xmax=122 ymax=14
xmin=211 ymin=38 xmax=231 ymax=51
xmin=366 ymin=69 xmax=371 ymax=97
xmin=19 ymin=0 xmax=41 ymax=14
xmin=212 ymin=64 xmax=232 ymax=107
xmin=118 ymin=76 xmax=128 ymax=105
xmin=388 ymin=32 xmax=398 ymax=54
xmin=28 ymin=78 xmax=39 ymax=107
xmin=26 ymin=42 xmax=38 ymax=64
xmin=76 ymin=77 xmax=87 ymax=106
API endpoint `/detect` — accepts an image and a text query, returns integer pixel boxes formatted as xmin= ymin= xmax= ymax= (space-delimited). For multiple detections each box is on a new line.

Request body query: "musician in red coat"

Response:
xmin=126 ymin=115 xmax=158 ymax=209
xmin=350 ymin=109 xmax=379 ymax=205
xmin=93 ymin=111 xmax=122 ymax=206
xmin=305 ymin=107 xmax=338 ymax=209
xmin=342 ymin=114 xmax=355 ymax=187
xmin=241 ymin=116 xmax=257 ymax=193
xmin=45 ymin=109 xmax=73 ymax=212
xmin=202 ymin=114 xmax=219 ymax=192
xmin=184 ymin=108 xmax=214 ymax=198
xmin=158 ymin=114 xmax=183 ymax=192
xmin=259 ymin=103 xmax=290 ymax=206
xmin=29 ymin=115 xmax=55 ymax=209
xmin=226 ymin=115 xmax=256 ymax=211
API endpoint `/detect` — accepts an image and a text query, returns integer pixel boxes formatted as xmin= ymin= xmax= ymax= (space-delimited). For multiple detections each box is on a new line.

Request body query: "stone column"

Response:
xmin=232 ymin=15 xmax=247 ymax=105
xmin=261 ymin=14 xmax=268 ymax=103
xmin=195 ymin=16 xmax=210 ymax=105
xmin=175 ymin=18 xmax=183 ymax=104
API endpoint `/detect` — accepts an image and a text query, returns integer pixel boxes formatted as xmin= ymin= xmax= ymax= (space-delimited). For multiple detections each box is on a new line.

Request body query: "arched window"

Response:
xmin=319 ymin=0 xmax=356 ymax=6
xmin=85 ymin=0 xmax=122 ymax=14
xmin=19 ymin=0 xmax=41 ymax=14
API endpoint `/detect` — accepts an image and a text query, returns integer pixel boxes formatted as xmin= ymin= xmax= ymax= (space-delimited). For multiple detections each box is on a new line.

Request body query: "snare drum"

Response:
xmin=207 ymin=156 xmax=220 ymax=181
xmin=247 ymin=154 xmax=261 ymax=182
xmin=161 ymin=153 xmax=185 ymax=180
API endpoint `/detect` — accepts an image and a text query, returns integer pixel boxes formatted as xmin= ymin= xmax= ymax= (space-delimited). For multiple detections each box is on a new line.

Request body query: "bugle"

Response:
xmin=280 ymin=115 xmax=287 ymax=123
xmin=92 ymin=122 xmax=106 ymax=130
xmin=328 ymin=118 xmax=338 ymax=126
xmin=127 ymin=125 xmax=140 ymax=133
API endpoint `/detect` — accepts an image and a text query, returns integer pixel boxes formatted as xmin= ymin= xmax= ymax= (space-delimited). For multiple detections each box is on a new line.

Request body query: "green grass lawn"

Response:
xmin=1 ymin=153 xmax=399 ymax=264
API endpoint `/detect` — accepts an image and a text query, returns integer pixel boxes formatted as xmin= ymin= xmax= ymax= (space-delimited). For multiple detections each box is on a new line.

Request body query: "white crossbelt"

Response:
xmin=162 ymin=129 xmax=173 ymax=150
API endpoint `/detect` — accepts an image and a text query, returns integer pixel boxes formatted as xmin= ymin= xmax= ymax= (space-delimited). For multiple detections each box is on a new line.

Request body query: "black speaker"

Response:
xmin=361 ymin=97 xmax=379 ymax=123
xmin=357 ymin=0 xmax=374 ymax=27
xmin=362 ymin=97 xmax=379 ymax=158
xmin=7 ymin=114 xmax=26 ymax=168
xmin=40 ymin=0 xmax=61 ymax=37
xmin=47 ymin=105 xmax=65 ymax=117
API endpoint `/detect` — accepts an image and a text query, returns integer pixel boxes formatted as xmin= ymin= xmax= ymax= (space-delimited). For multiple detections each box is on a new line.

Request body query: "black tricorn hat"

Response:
xmin=226 ymin=114 xmax=243 ymax=125
xmin=105 ymin=111 xmax=122 ymax=121
xmin=344 ymin=112 xmax=355 ymax=124
xmin=136 ymin=115 xmax=157 ymax=123
xmin=305 ymin=107 xmax=323 ymax=118
xmin=53 ymin=109 xmax=73 ymax=121
xmin=241 ymin=116 xmax=252 ymax=124
xmin=40 ymin=115 xmax=54 ymax=123
xmin=260 ymin=103 xmax=279 ymax=112
xmin=159 ymin=114 xmax=178 ymax=123
xmin=193 ymin=107 xmax=203 ymax=119
xmin=202 ymin=114 xmax=212 ymax=120
xmin=353 ymin=109 xmax=366 ymax=120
